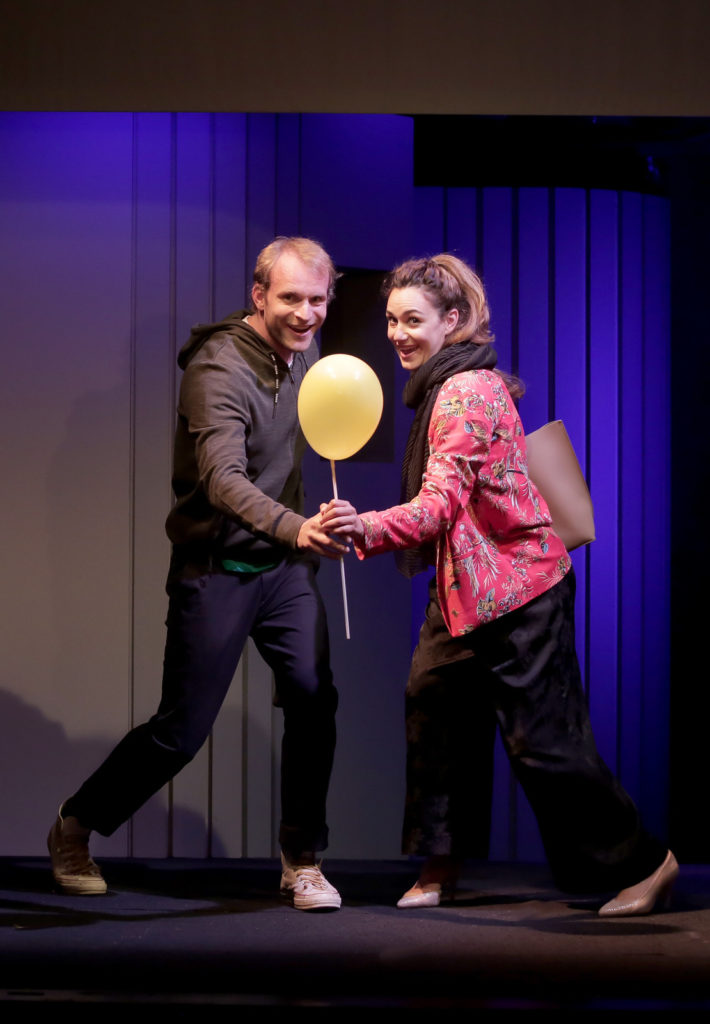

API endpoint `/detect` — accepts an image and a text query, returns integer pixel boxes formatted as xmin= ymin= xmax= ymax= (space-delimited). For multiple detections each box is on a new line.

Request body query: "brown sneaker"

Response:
xmin=47 ymin=806 xmax=107 ymax=895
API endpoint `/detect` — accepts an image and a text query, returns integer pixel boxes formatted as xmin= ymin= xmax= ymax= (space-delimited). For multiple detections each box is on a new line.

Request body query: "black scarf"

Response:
xmin=396 ymin=341 xmax=498 ymax=578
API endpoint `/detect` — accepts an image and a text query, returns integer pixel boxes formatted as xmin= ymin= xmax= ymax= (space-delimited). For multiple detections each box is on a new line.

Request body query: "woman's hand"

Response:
xmin=296 ymin=512 xmax=351 ymax=559
xmin=319 ymin=498 xmax=365 ymax=541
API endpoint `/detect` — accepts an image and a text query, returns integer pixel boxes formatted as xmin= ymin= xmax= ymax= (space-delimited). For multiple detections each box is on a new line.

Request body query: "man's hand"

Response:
xmin=296 ymin=512 xmax=351 ymax=560
xmin=319 ymin=499 xmax=364 ymax=540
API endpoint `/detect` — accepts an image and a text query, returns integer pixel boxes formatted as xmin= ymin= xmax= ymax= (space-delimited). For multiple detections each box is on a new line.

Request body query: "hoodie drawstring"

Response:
xmin=269 ymin=351 xmax=280 ymax=418
xmin=269 ymin=352 xmax=299 ymax=418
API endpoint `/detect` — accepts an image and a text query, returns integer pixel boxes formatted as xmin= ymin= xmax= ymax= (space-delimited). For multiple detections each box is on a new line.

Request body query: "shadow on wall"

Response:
xmin=0 ymin=688 xmax=137 ymax=857
xmin=0 ymin=687 xmax=243 ymax=861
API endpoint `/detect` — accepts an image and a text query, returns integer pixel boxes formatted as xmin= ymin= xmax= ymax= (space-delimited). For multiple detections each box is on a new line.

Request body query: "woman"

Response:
xmin=322 ymin=254 xmax=677 ymax=916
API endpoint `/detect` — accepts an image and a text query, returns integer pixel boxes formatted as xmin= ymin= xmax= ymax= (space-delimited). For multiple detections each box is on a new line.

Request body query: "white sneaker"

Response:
xmin=47 ymin=805 xmax=107 ymax=895
xmin=280 ymin=852 xmax=341 ymax=911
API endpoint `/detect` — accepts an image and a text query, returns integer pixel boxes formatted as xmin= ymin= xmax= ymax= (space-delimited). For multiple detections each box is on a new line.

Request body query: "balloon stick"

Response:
xmin=330 ymin=459 xmax=351 ymax=640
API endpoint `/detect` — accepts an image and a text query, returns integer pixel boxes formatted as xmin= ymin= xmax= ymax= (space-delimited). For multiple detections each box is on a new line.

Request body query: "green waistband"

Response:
xmin=221 ymin=556 xmax=280 ymax=575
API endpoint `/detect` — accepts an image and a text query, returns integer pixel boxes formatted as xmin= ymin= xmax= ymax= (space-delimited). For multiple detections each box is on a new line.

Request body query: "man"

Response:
xmin=48 ymin=237 xmax=347 ymax=911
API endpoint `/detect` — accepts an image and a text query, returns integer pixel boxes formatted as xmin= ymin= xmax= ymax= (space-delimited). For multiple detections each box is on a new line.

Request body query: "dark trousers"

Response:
xmin=403 ymin=569 xmax=667 ymax=892
xmin=66 ymin=555 xmax=337 ymax=855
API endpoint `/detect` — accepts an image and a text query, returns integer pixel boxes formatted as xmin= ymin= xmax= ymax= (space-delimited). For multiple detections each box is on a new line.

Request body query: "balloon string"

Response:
xmin=330 ymin=459 xmax=350 ymax=640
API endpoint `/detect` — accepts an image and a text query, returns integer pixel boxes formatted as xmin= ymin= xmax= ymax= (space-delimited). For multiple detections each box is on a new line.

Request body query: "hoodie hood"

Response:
xmin=178 ymin=310 xmax=255 ymax=370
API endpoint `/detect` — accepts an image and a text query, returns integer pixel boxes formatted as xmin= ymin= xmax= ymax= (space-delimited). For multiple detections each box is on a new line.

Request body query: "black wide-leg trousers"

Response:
xmin=65 ymin=555 xmax=337 ymax=855
xmin=403 ymin=569 xmax=667 ymax=892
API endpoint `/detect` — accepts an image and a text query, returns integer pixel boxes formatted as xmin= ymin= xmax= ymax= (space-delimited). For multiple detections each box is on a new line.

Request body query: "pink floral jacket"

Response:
xmin=354 ymin=369 xmax=571 ymax=636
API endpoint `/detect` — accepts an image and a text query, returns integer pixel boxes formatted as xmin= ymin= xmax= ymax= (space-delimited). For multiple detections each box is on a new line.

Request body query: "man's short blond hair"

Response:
xmin=253 ymin=236 xmax=339 ymax=303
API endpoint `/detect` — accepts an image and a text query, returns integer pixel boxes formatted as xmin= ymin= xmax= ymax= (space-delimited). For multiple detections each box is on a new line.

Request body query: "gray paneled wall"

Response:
xmin=0 ymin=112 xmax=414 ymax=860
xmin=0 ymin=113 xmax=670 ymax=862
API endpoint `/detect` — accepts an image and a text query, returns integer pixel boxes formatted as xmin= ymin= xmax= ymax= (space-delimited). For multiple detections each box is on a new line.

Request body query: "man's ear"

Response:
xmin=252 ymin=282 xmax=265 ymax=313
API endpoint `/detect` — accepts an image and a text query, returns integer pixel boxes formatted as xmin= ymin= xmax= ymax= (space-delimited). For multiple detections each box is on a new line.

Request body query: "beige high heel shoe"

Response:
xmin=598 ymin=850 xmax=679 ymax=917
xmin=396 ymin=880 xmax=457 ymax=908
xmin=396 ymin=856 xmax=460 ymax=909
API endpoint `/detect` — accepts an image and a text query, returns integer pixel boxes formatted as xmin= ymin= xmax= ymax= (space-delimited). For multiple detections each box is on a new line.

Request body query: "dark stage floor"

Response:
xmin=1 ymin=856 xmax=710 ymax=1015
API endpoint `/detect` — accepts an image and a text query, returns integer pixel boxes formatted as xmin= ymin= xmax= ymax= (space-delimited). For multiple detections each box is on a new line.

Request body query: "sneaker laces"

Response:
xmin=56 ymin=835 xmax=101 ymax=877
xmin=291 ymin=865 xmax=333 ymax=892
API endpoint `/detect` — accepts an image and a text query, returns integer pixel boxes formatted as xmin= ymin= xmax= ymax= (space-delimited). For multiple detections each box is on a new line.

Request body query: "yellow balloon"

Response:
xmin=298 ymin=354 xmax=384 ymax=460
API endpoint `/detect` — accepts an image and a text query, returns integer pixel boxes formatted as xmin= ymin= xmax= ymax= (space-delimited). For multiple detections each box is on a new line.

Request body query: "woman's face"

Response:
xmin=386 ymin=287 xmax=458 ymax=371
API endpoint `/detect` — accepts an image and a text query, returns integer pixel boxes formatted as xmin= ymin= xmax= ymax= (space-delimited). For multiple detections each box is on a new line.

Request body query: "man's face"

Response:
xmin=251 ymin=252 xmax=330 ymax=362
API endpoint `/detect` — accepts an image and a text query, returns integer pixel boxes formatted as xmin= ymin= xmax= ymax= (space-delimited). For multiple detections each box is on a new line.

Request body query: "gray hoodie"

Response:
xmin=165 ymin=310 xmax=318 ymax=558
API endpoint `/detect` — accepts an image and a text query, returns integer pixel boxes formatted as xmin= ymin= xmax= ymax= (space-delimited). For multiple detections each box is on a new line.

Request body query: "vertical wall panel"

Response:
xmin=210 ymin=659 xmax=246 ymax=857
xmin=480 ymin=187 xmax=517 ymax=862
xmin=553 ymin=189 xmax=589 ymax=675
xmin=587 ymin=190 xmax=620 ymax=768
xmin=170 ymin=113 xmax=214 ymax=858
xmin=618 ymin=192 xmax=645 ymax=803
xmin=640 ymin=196 xmax=671 ymax=840
xmin=409 ymin=186 xmax=447 ymax=645
xmin=245 ymin=114 xmax=278 ymax=283
xmin=213 ymin=113 xmax=248 ymax=317
xmin=207 ymin=114 xmax=249 ymax=858
xmin=0 ymin=113 xmax=136 ymax=855
xmin=299 ymin=114 xmax=414 ymax=270
xmin=130 ymin=112 xmax=178 ymax=858
xmin=414 ymin=186 xmax=446 ymax=255
xmin=244 ymin=644 xmax=280 ymax=856
xmin=481 ymin=188 xmax=514 ymax=374
xmin=514 ymin=188 xmax=551 ymax=862
xmin=275 ymin=114 xmax=302 ymax=238
xmin=241 ymin=114 xmax=282 ymax=858
xmin=445 ymin=188 xmax=479 ymax=268
xmin=517 ymin=188 xmax=551 ymax=431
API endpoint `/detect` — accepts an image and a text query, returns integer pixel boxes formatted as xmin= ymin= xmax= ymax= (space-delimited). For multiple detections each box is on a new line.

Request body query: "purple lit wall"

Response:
xmin=0 ymin=112 xmax=669 ymax=860
xmin=412 ymin=184 xmax=671 ymax=856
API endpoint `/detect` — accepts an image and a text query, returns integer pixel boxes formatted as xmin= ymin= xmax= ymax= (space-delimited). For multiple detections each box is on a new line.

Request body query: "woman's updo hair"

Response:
xmin=382 ymin=253 xmax=494 ymax=347
xmin=384 ymin=253 xmax=524 ymax=399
